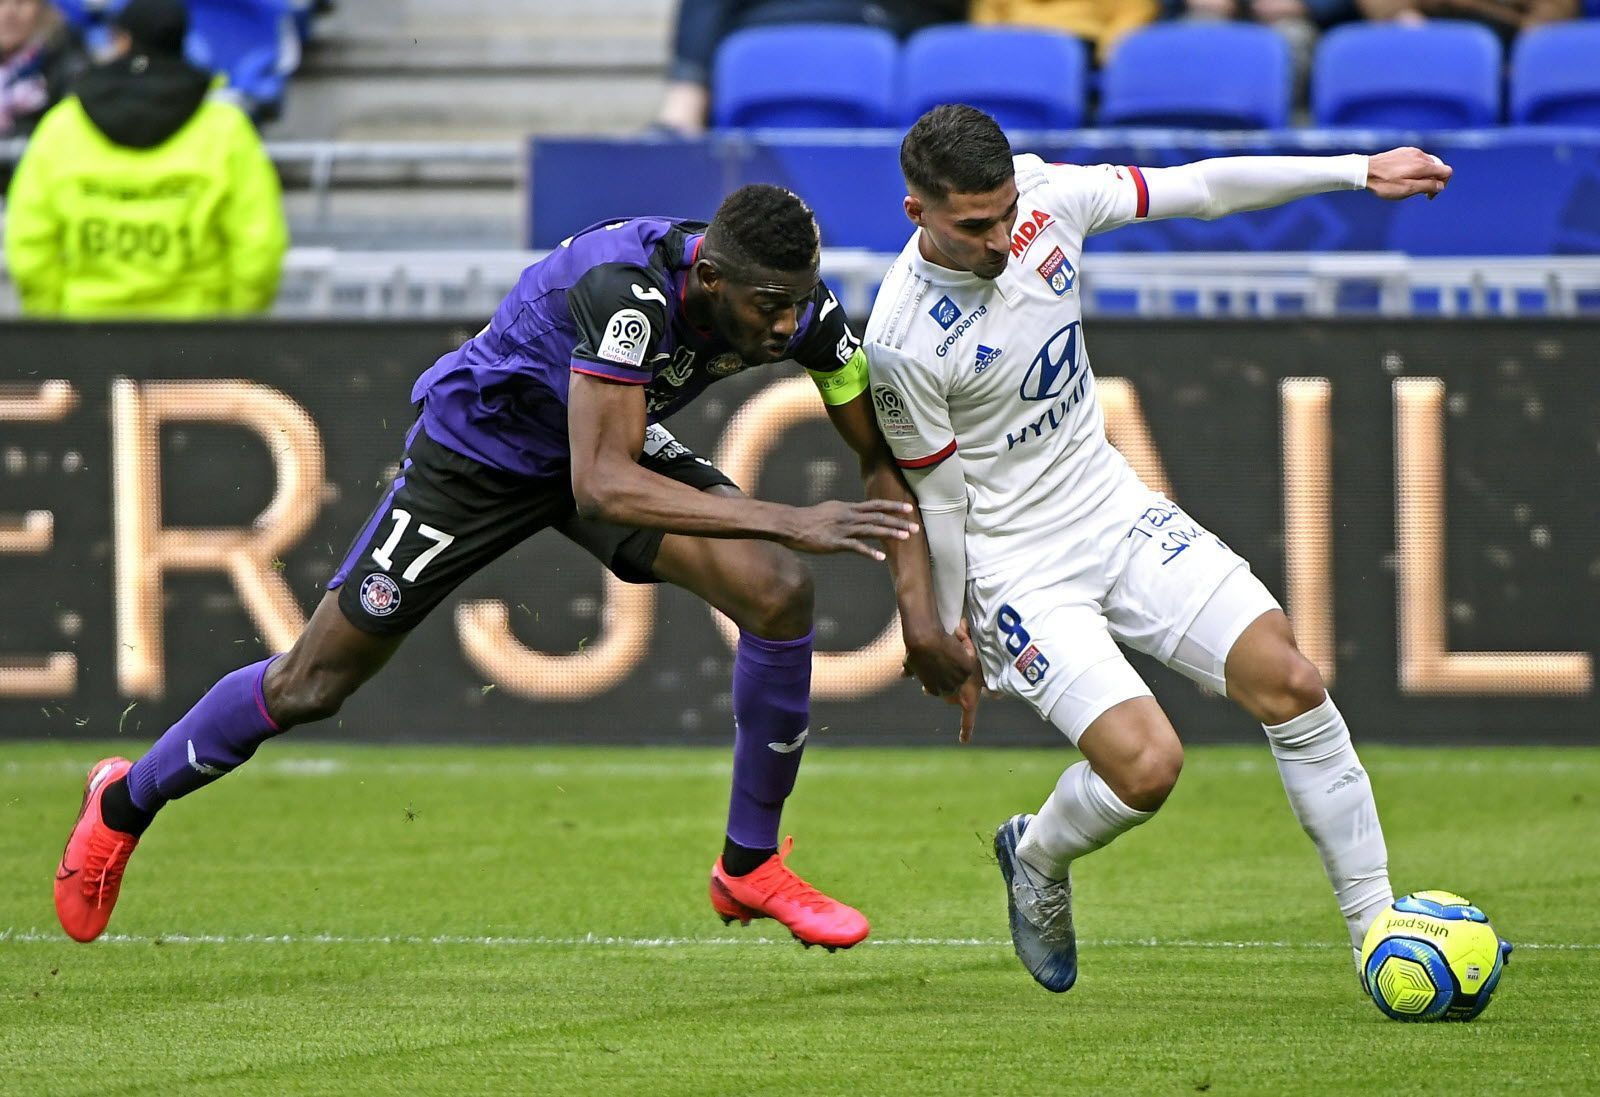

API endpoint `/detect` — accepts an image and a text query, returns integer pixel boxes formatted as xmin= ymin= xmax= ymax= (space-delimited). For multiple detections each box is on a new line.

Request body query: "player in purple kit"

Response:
xmin=53 ymin=184 xmax=974 ymax=949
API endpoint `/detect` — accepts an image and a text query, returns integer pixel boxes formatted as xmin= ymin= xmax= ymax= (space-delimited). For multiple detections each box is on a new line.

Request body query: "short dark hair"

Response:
xmin=900 ymin=104 xmax=1014 ymax=202
xmin=703 ymin=184 xmax=820 ymax=277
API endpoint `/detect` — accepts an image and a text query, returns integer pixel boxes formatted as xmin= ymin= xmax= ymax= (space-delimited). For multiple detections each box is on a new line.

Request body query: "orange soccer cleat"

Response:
xmin=54 ymin=757 xmax=141 ymax=943
xmin=709 ymin=836 xmax=869 ymax=951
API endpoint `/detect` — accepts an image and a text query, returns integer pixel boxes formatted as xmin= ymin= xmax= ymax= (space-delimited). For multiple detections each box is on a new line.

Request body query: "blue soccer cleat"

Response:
xmin=994 ymin=814 xmax=1078 ymax=993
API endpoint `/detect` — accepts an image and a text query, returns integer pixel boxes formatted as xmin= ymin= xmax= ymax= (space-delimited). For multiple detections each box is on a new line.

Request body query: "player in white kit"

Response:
xmin=864 ymin=105 xmax=1453 ymax=993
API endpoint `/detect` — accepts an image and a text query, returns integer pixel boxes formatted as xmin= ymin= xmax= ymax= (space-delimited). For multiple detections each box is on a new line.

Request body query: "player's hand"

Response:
xmin=902 ymin=629 xmax=977 ymax=697
xmin=1366 ymin=147 xmax=1452 ymax=201
xmin=948 ymin=673 xmax=981 ymax=744
xmin=947 ymin=620 xmax=982 ymax=743
xmin=781 ymin=499 xmax=917 ymax=561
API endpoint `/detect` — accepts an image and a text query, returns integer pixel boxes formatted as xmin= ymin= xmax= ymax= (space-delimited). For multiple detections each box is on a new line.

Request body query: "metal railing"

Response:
xmin=4 ymin=249 xmax=1600 ymax=319
xmin=270 ymin=250 xmax=1600 ymax=320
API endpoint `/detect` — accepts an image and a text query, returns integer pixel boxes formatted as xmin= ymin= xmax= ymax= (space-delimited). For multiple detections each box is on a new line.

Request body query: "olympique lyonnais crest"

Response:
xmin=359 ymin=573 xmax=402 ymax=617
xmin=1014 ymin=643 xmax=1050 ymax=684
xmin=1036 ymin=247 xmax=1075 ymax=297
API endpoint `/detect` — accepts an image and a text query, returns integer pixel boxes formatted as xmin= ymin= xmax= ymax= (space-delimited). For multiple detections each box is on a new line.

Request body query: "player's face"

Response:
xmin=907 ymin=179 xmax=1020 ymax=280
xmin=705 ymin=265 xmax=821 ymax=363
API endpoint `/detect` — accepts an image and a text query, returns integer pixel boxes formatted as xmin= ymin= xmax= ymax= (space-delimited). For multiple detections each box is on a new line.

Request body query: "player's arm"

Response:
xmin=1061 ymin=148 xmax=1451 ymax=234
xmin=820 ymin=380 xmax=976 ymax=697
xmin=565 ymin=268 xmax=916 ymax=559
xmin=794 ymin=288 xmax=974 ymax=696
xmin=861 ymin=343 xmax=982 ymax=739
xmin=567 ymin=378 xmax=913 ymax=558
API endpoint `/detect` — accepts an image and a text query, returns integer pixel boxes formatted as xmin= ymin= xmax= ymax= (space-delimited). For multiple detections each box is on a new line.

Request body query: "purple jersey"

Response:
xmin=412 ymin=217 xmax=861 ymax=479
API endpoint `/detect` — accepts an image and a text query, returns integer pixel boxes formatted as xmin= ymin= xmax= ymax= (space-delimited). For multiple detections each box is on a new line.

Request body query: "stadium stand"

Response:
xmin=185 ymin=0 xmax=300 ymax=120
xmin=1510 ymin=22 xmax=1600 ymax=126
xmin=1066 ymin=23 xmax=1292 ymax=129
xmin=900 ymin=26 xmax=1087 ymax=130
xmin=51 ymin=0 xmax=300 ymax=119
xmin=712 ymin=24 xmax=898 ymax=128
xmin=1312 ymin=22 xmax=1503 ymax=129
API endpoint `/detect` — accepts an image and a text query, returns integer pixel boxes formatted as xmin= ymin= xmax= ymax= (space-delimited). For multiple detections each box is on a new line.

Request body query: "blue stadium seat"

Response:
xmin=51 ymin=0 xmax=97 ymax=34
xmin=900 ymin=26 xmax=1087 ymax=130
xmin=1099 ymin=24 xmax=1291 ymax=129
xmin=186 ymin=0 xmax=301 ymax=120
xmin=1511 ymin=23 xmax=1600 ymax=125
xmin=1312 ymin=22 xmax=1502 ymax=129
xmin=713 ymin=25 xmax=898 ymax=129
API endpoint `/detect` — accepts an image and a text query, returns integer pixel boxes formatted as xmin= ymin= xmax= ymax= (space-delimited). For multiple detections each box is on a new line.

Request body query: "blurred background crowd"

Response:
xmin=1 ymin=0 xmax=1597 ymax=318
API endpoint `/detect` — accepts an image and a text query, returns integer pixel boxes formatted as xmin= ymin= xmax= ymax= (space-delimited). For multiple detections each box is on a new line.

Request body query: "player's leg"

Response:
xmin=1001 ymin=668 xmax=1178 ymax=993
xmin=1155 ymin=563 xmax=1393 ymax=964
xmin=555 ymin=436 xmax=865 ymax=949
xmin=966 ymin=564 xmax=1174 ymax=990
xmin=1167 ymin=572 xmax=1394 ymax=957
xmin=55 ymin=425 xmax=561 ymax=942
xmin=646 ymin=530 xmax=874 ymax=946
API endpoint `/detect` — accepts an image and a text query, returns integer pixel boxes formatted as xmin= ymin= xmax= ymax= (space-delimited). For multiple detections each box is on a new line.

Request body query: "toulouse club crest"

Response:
xmin=359 ymin=573 xmax=401 ymax=616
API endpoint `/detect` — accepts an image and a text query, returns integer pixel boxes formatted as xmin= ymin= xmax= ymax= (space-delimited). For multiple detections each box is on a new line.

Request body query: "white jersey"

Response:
xmin=863 ymin=153 xmax=1154 ymax=579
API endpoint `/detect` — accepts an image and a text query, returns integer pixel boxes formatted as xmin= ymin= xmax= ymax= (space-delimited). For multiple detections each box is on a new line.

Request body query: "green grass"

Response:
xmin=2 ymin=742 xmax=1597 ymax=1095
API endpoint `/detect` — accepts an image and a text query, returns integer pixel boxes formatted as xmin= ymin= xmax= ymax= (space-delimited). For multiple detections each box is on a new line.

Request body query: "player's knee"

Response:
xmin=266 ymin=664 xmax=357 ymax=726
xmin=1111 ymin=735 xmax=1183 ymax=813
xmin=1245 ymin=650 xmax=1327 ymax=726
xmin=747 ymin=552 xmax=814 ymax=638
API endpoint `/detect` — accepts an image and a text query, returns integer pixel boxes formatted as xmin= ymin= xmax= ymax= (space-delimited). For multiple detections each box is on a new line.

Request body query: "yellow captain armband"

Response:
xmin=807 ymin=347 xmax=870 ymax=407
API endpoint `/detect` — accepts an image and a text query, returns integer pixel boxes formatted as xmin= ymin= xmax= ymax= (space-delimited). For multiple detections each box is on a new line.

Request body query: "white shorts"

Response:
xmin=965 ymin=487 xmax=1280 ymax=743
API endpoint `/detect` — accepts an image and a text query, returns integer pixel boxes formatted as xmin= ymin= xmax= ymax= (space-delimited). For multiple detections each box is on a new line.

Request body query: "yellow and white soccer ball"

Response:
xmin=1360 ymin=891 xmax=1511 ymax=1022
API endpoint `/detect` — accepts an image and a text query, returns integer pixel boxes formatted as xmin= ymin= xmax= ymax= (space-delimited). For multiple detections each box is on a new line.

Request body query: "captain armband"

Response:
xmin=807 ymin=348 xmax=870 ymax=407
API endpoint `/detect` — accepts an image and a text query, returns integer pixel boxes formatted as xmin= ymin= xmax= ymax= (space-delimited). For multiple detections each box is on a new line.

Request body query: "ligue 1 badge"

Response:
xmin=1036 ymin=246 xmax=1075 ymax=297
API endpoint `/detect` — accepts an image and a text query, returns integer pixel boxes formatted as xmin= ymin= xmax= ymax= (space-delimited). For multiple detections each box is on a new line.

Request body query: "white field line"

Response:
xmin=0 ymin=929 xmax=1594 ymax=950
xmin=4 ymin=756 xmax=1600 ymax=781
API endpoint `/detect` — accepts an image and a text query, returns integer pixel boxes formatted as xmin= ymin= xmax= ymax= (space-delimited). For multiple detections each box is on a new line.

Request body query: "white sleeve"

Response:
xmin=865 ymin=343 xmax=967 ymax=632
xmin=1043 ymin=156 xmax=1368 ymax=235
xmin=908 ymin=456 xmax=969 ymax=633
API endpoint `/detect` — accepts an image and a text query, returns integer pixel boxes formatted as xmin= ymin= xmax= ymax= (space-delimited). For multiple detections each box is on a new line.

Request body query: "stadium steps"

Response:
xmin=275 ymin=0 xmax=672 ymax=140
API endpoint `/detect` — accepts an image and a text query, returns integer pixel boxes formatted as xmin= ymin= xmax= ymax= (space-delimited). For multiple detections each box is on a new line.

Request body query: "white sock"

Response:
xmin=1263 ymin=695 xmax=1393 ymax=949
xmin=1016 ymin=760 xmax=1152 ymax=879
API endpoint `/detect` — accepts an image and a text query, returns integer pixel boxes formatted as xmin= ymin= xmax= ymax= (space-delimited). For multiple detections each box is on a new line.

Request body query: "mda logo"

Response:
xmin=928 ymin=295 xmax=961 ymax=330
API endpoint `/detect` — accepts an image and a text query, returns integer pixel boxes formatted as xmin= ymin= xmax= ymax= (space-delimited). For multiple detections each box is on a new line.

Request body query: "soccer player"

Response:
xmin=54 ymin=184 xmax=974 ymax=949
xmin=864 ymin=105 xmax=1452 ymax=992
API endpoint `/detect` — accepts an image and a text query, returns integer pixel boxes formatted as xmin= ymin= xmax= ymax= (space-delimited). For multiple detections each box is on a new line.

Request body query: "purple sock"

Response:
xmin=726 ymin=629 xmax=814 ymax=850
xmin=126 ymin=657 xmax=283 ymax=815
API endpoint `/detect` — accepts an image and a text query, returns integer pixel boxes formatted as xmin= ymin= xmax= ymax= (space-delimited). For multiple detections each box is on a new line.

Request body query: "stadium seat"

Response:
xmin=900 ymin=26 xmax=1087 ymax=130
xmin=1099 ymin=24 xmax=1291 ymax=129
xmin=51 ymin=0 xmax=96 ymax=34
xmin=713 ymin=25 xmax=899 ymax=129
xmin=1312 ymin=22 xmax=1502 ymax=129
xmin=1511 ymin=23 xmax=1600 ymax=126
xmin=186 ymin=0 xmax=301 ymax=121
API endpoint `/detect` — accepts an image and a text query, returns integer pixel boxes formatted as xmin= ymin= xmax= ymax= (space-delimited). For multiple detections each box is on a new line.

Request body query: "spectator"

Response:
xmin=1 ymin=0 xmax=82 ymax=139
xmin=1355 ymin=0 xmax=1576 ymax=44
xmin=1168 ymin=0 xmax=1358 ymax=106
xmin=4 ymin=0 xmax=287 ymax=317
xmin=655 ymin=0 xmax=965 ymax=135
xmin=970 ymin=0 xmax=1160 ymax=64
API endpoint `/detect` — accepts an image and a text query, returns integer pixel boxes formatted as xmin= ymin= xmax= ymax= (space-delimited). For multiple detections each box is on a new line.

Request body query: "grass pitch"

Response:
xmin=2 ymin=741 xmax=1597 ymax=1095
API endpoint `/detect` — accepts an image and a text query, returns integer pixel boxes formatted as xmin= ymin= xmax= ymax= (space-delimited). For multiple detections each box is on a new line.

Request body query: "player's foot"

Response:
xmin=709 ymin=836 xmax=869 ymax=951
xmin=54 ymin=757 xmax=141 ymax=943
xmin=994 ymin=814 xmax=1078 ymax=992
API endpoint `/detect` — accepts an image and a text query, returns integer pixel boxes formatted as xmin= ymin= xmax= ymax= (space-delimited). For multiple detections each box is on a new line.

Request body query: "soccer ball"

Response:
xmin=1360 ymin=891 xmax=1510 ymax=1022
